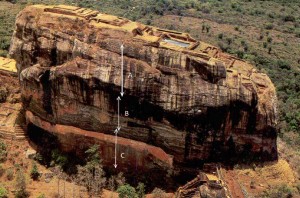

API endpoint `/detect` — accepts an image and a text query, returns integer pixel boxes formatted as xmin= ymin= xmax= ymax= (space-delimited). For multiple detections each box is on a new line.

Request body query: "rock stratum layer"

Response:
xmin=10 ymin=5 xmax=277 ymax=180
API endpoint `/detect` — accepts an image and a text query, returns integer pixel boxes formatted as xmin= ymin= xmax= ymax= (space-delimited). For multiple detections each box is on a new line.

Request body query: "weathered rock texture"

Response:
xmin=10 ymin=5 xmax=277 ymax=178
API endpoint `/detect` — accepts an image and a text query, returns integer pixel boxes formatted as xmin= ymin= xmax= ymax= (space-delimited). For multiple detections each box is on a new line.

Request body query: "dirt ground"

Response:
xmin=221 ymin=169 xmax=245 ymax=198
xmin=220 ymin=158 xmax=299 ymax=198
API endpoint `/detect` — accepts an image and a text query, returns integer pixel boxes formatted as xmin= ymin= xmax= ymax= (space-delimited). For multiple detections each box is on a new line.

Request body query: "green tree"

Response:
xmin=267 ymin=37 xmax=273 ymax=43
xmin=76 ymin=164 xmax=106 ymax=196
xmin=85 ymin=144 xmax=100 ymax=167
xmin=6 ymin=169 xmax=14 ymax=181
xmin=117 ymin=184 xmax=137 ymax=198
xmin=263 ymin=42 xmax=268 ymax=48
xmin=218 ymin=33 xmax=223 ymax=40
xmin=265 ymin=23 xmax=274 ymax=30
xmin=34 ymin=153 xmax=43 ymax=163
xmin=0 ymin=142 xmax=7 ymax=163
xmin=0 ymin=165 xmax=4 ymax=177
xmin=136 ymin=182 xmax=145 ymax=198
xmin=277 ymin=60 xmax=291 ymax=70
xmin=107 ymin=172 xmax=126 ymax=191
xmin=0 ymin=185 xmax=8 ymax=198
xmin=268 ymin=47 xmax=272 ymax=54
xmin=36 ymin=194 xmax=45 ymax=198
xmin=151 ymin=188 xmax=166 ymax=198
xmin=283 ymin=15 xmax=295 ymax=22
xmin=226 ymin=37 xmax=233 ymax=45
xmin=237 ymin=50 xmax=244 ymax=59
xmin=15 ymin=169 xmax=29 ymax=198
xmin=76 ymin=145 xmax=106 ymax=196
xmin=30 ymin=163 xmax=40 ymax=180
xmin=206 ymin=25 xmax=211 ymax=33
xmin=202 ymin=24 xmax=206 ymax=33
xmin=51 ymin=149 xmax=68 ymax=168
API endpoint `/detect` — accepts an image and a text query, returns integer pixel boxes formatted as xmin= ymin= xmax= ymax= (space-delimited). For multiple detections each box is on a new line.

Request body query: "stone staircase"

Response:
xmin=175 ymin=173 xmax=208 ymax=198
xmin=14 ymin=124 xmax=28 ymax=140
xmin=178 ymin=188 xmax=199 ymax=198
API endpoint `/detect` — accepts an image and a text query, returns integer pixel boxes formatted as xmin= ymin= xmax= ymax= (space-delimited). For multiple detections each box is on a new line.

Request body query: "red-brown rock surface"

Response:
xmin=10 ymin=5 xmax=278 ymax=181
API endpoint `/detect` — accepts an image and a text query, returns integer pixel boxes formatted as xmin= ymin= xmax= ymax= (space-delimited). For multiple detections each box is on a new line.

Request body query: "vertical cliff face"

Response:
xmin=10 ymin=5 xmax=277 ymax=179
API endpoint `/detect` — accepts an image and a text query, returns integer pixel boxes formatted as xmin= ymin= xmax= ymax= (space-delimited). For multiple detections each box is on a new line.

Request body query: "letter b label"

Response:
xmin=125 ymin=111 xmax=129 ymax=116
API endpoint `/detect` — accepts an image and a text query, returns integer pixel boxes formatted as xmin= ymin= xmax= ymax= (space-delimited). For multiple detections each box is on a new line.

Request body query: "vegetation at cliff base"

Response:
xmin=0 ymin=185 xmax=8 ymax=198
xmin=30 ymin=163 xmax=40 ymax=180
xmin=262 ymin=184 xmax=293 ymax=198
xmin=15 ymin=169 xmax=29 ymax=198
xmin=76 ymin=145 xmax=106 ymax=196
xmin=117 ymin=184 xmax=137 ymax=198
xmin=116 ymin=182 xmax=146 ymax=198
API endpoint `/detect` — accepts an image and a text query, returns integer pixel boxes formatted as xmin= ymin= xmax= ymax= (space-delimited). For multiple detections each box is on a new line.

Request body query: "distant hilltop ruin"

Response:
xmin=10 ymin=4 xmax=278 ymax=187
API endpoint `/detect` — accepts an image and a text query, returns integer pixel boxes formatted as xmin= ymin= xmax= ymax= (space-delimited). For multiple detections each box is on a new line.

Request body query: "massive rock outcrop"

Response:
xmin=10 ymin=5 xmax=277 ymax=183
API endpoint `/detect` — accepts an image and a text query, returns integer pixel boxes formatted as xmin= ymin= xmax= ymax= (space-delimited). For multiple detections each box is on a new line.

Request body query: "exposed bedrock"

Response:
xmin=10 ymin=5 xmax=278 ymax=182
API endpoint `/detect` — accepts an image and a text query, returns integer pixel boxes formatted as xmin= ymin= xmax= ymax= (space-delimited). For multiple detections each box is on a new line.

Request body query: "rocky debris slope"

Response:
xmin=10 ymin=5 xmax=277 ymax=177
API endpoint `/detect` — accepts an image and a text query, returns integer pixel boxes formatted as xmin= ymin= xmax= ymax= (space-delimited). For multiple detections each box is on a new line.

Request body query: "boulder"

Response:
xmin=25 ymin=148 xmax=36 ymax=159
